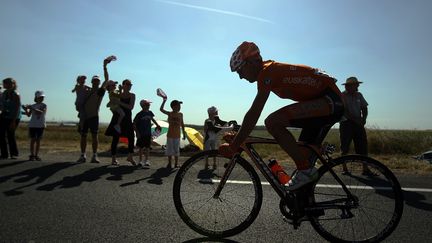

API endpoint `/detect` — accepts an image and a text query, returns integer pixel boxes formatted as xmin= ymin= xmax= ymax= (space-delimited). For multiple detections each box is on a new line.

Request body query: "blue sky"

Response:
xmin=1 ymin=0 xmax=431 ymax=129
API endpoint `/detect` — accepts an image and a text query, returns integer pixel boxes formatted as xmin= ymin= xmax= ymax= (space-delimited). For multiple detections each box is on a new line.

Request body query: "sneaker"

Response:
xmin=34 ymin=156 xmax=42 ymax=161
xmin=144 ymin=160 xmax=151 ymax=166
xmin=29 ymin=155 xmax=35 ymax=161
xmin=126 ymin=157 xmax=137 ymax=166
xmin=91 ymin=155 xmax=100 ymax=163
xmin=114 ymin=124 xmax=121 ymax=134
xmin=139 ymin=160 xmax=146 ymax=167
xmin=76 ymin=155 xmax=86 ymax=163
xmin=285 ymin=167 xmax=318 ymax=191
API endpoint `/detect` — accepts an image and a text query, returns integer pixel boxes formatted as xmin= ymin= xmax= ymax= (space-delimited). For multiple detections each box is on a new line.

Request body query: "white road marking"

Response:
xmin=198 ymin=179 xmax=432 ymax=193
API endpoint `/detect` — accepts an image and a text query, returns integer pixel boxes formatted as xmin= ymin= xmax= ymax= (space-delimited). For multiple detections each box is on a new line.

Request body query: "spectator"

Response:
xmin=106 ymin=81 xmax=125 ymax=134
xmin=76 ymin=63 xmax=108 ymax=163
xmin=160 ymin=98 xmax=186 ymax=168
xmin=105 ymin=78 xmax=136 ymax=166
xmin=339 ymin=77 xmax=374 ymax=175
xmin=203 ymin=106 xmax=230 ymax=169
xmin=72 ymin=75 xmax=90 ymax=119
xmin=0 ymin=78 xmax=22 ymax=159
xmin=23 ymin=90 xmax=47 ymax=161
xmin=133 ymin=99 xmax=161 ymax=167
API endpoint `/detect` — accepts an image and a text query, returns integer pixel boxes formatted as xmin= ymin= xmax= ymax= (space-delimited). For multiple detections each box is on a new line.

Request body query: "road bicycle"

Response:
xmin=173 ymin=128 xmax=404 ymax=242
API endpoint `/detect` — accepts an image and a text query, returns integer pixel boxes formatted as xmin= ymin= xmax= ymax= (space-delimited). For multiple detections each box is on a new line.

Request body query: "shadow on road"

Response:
xmin=182 ymin=237 xmax=240 ymax=243
xmin=120 ymin=166 xmax=177 ymax=187
xmin=37 ymin=165 xmax=138 ymax=191
xmin=0 ymin=159 xmax=29 ymax=169
xmin=402 ymin=190 xmax=432 ymax=212
xmin=348 ymin=173 xmax=432 ymax=212
xmin=0 ymin=162 xmax=77 ymax=196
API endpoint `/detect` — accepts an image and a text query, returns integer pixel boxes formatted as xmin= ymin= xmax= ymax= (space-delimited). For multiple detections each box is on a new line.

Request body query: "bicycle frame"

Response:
xmin=214 ymin=136 xmax=356 ymax=203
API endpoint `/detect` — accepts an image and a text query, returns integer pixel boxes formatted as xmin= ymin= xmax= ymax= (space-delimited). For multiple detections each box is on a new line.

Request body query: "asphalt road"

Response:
xmin=1 ymin=151 xmax=432 ymax=242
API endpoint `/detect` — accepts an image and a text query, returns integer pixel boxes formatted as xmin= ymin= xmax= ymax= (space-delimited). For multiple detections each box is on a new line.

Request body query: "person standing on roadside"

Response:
xmin=76 ymin=59 xmax=109 ymax=163
xmin=203 ymin=106 xmax=231 ymax=169
xmin=105 ymin=78 xmax=136 ymax=166
xmin=0 ymin=78 xmax=22 ymax=159
xmin=160 ymin=98 xmax=186 ymax=168
xmin=339 ymin=76 xmax=373 ymax=175
xmin=23 ymin=90 xmax=47 ymax=161
xmin=133 ymin=99 xmax=161 ymax=167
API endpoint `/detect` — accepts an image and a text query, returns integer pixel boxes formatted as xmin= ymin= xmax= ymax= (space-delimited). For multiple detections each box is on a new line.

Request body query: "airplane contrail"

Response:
xmin=157 ymin=0 xmax=274 ymax=24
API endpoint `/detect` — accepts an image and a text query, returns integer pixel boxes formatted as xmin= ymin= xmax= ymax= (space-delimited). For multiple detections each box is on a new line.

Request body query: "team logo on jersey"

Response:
xmin=282 ymin=76 xmax=321 ymax=88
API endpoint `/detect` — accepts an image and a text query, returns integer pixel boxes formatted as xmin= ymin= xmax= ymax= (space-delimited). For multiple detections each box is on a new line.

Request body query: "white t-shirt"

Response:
xmin=28 ymin=103 xmax=47 ymax=128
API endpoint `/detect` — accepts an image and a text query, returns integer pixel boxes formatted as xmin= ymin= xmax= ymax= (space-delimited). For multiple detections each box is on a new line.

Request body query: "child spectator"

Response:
xmin=203 ymin=106 xmax=230 ymax=169
xmin=160 ymin=97 xmax=186 ymax=168
xmin=133 ymin=99 xmax=161 ymax=167
xmin=106 ymin=80 xmax=125 ymax=133
xmin=23 ymin=90 xmax=47 ymax=161
xmin=72 ymin=75 xmax=90 ymax=119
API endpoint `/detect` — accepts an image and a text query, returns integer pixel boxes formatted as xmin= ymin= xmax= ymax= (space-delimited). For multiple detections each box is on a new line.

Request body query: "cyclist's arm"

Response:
xmin=230 ymin=89 xmax=270 ymax=150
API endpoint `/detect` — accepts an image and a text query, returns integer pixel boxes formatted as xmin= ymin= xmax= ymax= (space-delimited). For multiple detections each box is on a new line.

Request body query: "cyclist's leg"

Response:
xmin=265 ymin=97 xmax=332 ymax=170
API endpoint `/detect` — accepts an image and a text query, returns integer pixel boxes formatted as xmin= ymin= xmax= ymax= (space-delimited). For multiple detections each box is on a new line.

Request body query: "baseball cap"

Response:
xmin=92 ymin=75 xmax=101 ymax=80
xmin=77 ymin=75 xmax=86 ymax=81
xmin=140 ymin=99 xmax=152 ymax=106
xmin=170 ymin=100 xmax=183 ymax=108
xmin=106 ymin=80 xmax=118 ymax=87
xmin=35 ymin=90 xmax=45 ymax=98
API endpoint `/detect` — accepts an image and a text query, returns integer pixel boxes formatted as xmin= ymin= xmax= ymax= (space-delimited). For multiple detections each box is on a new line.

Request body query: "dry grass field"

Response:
xmin=12 ymin=123 xmax=432 ymax=174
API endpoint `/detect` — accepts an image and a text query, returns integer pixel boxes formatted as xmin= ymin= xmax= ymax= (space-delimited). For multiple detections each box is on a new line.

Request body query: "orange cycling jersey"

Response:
xmin=257 ymin=61 xmax=340 ymax=101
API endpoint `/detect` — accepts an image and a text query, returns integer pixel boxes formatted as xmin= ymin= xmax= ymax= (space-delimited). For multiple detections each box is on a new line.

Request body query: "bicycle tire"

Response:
xmin=309 ymin=155 xmax=404 ymax=243
xmin=173 ymin=150 xmax=263 ymax=238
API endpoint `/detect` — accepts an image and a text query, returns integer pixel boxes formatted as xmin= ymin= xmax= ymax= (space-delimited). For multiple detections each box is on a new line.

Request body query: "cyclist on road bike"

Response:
xmin=219 ymin=41 xmax=344 ymax=190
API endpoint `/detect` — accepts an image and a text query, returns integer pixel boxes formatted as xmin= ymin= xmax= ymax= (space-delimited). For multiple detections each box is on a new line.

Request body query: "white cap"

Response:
xmin=106 ymin=80 xmax=118 ymax=87
xmin=207 ymin=106 xmax=218 ymax=114
xmin=140 ymin=99 xmax=152 ymax=106
xmin=35 ymin=90 xmax=45 ymax=98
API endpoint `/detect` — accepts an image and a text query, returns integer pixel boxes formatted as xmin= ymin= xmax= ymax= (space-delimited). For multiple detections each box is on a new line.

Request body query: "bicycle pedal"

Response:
xmin=282 ymin=215 xmax=307 ymax=226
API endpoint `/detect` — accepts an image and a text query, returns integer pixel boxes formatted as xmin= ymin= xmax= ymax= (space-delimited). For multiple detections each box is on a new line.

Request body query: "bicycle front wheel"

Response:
xmin=173 ymin=150 xmax=263 ymax=238
xmin=310 ymin=155 xmax=404 ymax=243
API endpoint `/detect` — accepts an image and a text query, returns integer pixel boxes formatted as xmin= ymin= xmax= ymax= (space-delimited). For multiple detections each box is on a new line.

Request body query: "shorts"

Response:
xmin=204 ymin=139 xmax=217 ymax=151
xmin=165 ymin=137 xmax=180 ymax=156
xmin=79 ymin=116 xmax=99 ymax=135
xmin=289 ymin=88 xmax=344 ymax=144
xmin=136 ymin=135 xmax=152 ymax=148
xmin=29 ymin=127 xmax=45 ymax=139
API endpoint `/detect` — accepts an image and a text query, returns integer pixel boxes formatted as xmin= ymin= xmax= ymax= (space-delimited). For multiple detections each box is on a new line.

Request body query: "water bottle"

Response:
xmin=268 ymin=159 xmax=290 ymax=185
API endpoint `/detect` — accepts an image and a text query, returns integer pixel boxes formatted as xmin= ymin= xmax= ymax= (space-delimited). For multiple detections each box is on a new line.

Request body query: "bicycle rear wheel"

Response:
xmin=309 ymin=155 xmax=404 ymax=242
xmin=173 ymin=150 xmax=263 ymax=238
